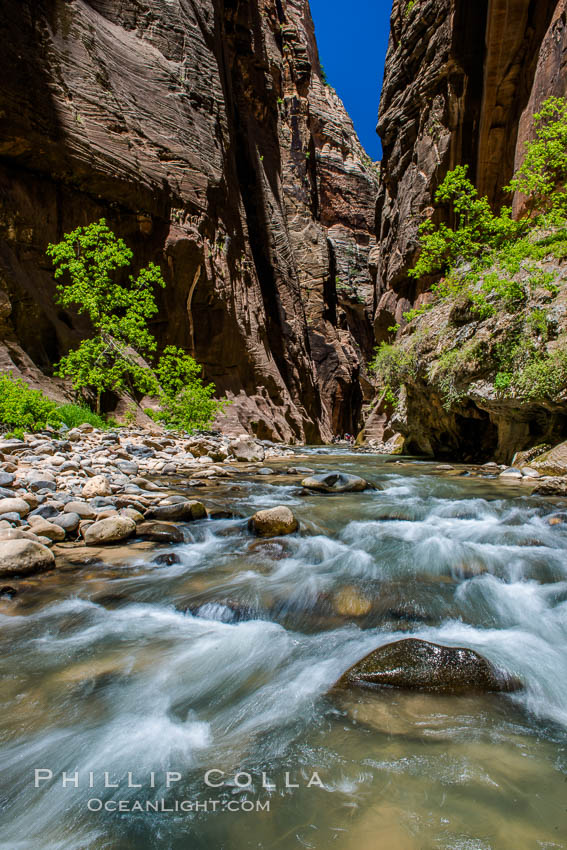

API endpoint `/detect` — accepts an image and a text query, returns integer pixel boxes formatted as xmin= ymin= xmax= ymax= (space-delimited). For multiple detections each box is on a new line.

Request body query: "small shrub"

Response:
xmin=0 ymin=375 xmax=108 ymax=433
xmin=152 ymin=346 xmax=229 ymax=432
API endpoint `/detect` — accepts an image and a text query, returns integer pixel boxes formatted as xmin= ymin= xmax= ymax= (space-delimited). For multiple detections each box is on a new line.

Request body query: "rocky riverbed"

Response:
xmin=2 ymin=425 xmax=567 ymax=583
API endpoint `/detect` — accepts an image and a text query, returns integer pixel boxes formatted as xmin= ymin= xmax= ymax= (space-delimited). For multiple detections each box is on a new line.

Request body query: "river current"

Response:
xmin=1 ymin=452 xmax=567 ymax=849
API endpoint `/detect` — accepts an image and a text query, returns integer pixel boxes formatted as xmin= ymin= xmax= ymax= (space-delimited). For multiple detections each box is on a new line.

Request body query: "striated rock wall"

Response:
xmin=370 ymin=0 xmax=567 ymax=460
xmin=0 ymin=0 xmax=377 ymax=442
xmin=374 ymin=0 xmax=560 ymax=339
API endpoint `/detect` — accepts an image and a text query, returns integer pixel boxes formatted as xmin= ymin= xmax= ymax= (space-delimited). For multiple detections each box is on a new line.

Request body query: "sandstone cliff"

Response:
xmin=371 ymin=0 xmax=567 ymax=460
xmin=374 ymin=0 xmax=563 ymax=337
xmin=0 ymin=0 xmax=377 ymax=442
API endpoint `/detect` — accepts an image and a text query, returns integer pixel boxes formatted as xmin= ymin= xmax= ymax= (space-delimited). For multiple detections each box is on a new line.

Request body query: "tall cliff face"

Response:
xmin=374 ymin=0 xmax=563 ymax=338
xmin=0 ymin=0 xmax=377 ymax=441
xmin=372 ymin=0 xmax=567 ymax=462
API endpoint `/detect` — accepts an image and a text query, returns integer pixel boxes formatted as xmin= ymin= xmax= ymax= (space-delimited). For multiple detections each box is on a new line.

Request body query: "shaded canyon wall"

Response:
xmin=0 ymin=0 xmax=378 ymax=442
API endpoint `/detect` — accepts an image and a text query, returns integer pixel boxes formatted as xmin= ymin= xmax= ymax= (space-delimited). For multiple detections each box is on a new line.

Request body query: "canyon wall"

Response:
xmin=0 ymin=0 xmax=377 ymax=442
xmin=374 ymin=0 xmax=563 ymax=337
xmin=372 ymin=0 xmax=567 ymax=461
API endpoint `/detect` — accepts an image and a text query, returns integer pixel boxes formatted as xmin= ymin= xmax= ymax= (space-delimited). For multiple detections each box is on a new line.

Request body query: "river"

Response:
xmin=1 ymin=451 xmax=567 ymax=849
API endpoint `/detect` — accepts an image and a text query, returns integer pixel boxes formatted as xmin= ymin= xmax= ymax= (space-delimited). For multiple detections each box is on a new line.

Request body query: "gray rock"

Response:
xmin=29 ymin=504 xmax=59 ymax=519
xmin=53 ymin=512 xmax=81 ymax=533
xmin=0 ymin=472 xmax=14 ymax=487
xmin=115 ymin=460 xmax=139 ymax=476
xmin=301 ymin=472 xmax=373 ymax=493
xmin=0 ymin=513 xmax=23 ymax=524
xmin=29 ymin=479 xmax=57 ymax=492
xmin=0 ymin=539 xmax=55 ymax=576
xmin=229 ymin=437 xmax=265 ymax=463
xmin=499 ymin=467 xmax=522 ymax=479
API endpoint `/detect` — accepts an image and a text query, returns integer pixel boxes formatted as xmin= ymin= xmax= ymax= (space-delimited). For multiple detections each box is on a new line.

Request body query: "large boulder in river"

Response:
xmin=84 ymin=516 xmax=136 ymax=546
xmin=334 ymin=639 xmax=522 ymax=695
xmin=301 ymin=472 xmax=372 ymax=494
xmin=0 ymin=539 xmax=55 ymax=576
xmin=248 ymin=506 xmax=299 ymax=537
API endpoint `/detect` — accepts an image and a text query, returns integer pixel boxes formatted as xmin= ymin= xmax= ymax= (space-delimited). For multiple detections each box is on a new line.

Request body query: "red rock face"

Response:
xmin=0 ymin=0 xmax=377 ymax=442
xmin=374 ymin=0 xmax=560 ymax=339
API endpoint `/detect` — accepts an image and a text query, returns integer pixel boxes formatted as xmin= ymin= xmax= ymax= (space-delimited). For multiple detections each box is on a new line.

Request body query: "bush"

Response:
xmin=151 ymin=346 xmax=229 ymax=432
xmin=0 ymin=374 xmax=107 ymax=433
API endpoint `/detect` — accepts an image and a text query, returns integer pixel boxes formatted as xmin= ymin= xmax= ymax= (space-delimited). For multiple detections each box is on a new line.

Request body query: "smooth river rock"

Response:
xmin=145 ymin=501 xmax=207 ymax=522
xmin=248 ymin=506 xmax=299 ymax=538
xmin=84 ymin=516 xmax=136 ymax=546
xmin=0 ymin=539 xmax=55 ymax=576
xmin=301 ymin=472 xmax=372 ymax=494
xmin=82 ymin=475 xmax=111 ymax=498
xmin=0 ymin=497 xmax=30 ymax=517
xmin=135 ymin=522 xmax=184 ymax=544
xmin=334 ymin=638 xmax=523 ymax=695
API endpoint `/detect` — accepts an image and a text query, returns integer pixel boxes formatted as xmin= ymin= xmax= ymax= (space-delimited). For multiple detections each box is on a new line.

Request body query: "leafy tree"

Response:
xmin=152 ymin=346 xmax=228 ymax=432
xmin=48 ymin=220 xmax=228 ymax=431
xmin=47 ymin=219 xmax=164 ymax=412
xmin=409 ymin=166 xmax=525 ymax=279
xmin=506 ymin=96 xmax=567 ymax=220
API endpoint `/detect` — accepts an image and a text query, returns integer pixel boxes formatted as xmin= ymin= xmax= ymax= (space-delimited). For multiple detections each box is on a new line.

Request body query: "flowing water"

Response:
xmin=1 ymin=453 xmax=567 ymax=849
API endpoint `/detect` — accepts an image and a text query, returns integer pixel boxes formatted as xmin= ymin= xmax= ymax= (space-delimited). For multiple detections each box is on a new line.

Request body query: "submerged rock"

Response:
xmin=248 ymin=506 xmax=299 ymax=537
xmin=301 ymin=472 xmax=373 ymax=493
xmin=332 ymin=586 xmax=372 ymax=617
xmin=0 ymin=539 xmax=55 ymax=576
xmin=334 ymin=638 xmax=523 ymax=695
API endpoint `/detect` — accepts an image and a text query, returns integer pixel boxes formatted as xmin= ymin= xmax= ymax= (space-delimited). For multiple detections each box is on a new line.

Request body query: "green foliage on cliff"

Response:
xmin=371 ymin=96 xmax=567 ymax=409
xmin=0 ymin=374 xmax=107 ymax=437
xmin=47 ymin=220 xmax=227 ymax=432
xmin=507 ymin=97 xmax=567 ymax=220
xmin=409 ymin=165 xmax=527 ymax=282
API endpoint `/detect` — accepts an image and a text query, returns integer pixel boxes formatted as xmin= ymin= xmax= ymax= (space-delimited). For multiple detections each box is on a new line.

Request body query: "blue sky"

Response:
xmin=309 ymin=0 xmax=392 ymax=161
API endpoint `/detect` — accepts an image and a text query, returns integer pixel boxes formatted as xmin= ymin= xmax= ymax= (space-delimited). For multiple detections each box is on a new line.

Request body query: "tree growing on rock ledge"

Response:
xmin=47 ymin=219 xmax=227 ymax=431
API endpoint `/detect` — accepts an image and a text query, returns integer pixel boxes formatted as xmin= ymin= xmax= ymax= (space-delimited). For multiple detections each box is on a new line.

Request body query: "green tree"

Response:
xmin=409 ymin=165 xmax=524 ymax=279
xmin=152 ymin=346 xmax=228 ymax=432
xmin=47 ymin=219 xmax=163 ymax=412
xmin=506 ymin=96 xmax=567 ymax=220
